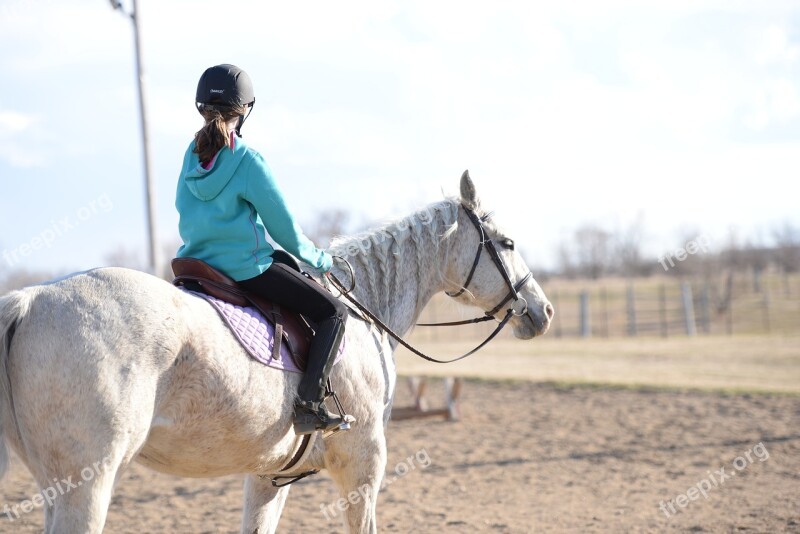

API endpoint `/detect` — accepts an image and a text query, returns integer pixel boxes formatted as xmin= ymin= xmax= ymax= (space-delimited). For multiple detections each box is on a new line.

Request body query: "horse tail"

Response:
xmin=0 ymin=289 xmax=34 ymax=480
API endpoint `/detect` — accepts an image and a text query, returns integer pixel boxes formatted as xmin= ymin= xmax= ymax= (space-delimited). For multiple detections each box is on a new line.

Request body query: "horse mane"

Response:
xmin=329 ymin=199 xmax=461 ymax=316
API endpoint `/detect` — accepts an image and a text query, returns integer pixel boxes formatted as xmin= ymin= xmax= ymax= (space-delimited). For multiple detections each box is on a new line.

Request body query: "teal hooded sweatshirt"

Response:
xmin=175 ymin=137 xmax=332 ymax=281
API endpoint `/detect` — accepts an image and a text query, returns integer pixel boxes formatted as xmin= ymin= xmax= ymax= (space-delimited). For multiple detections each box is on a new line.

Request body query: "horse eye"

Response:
xmin=501 ymin=238 xmax=514 ymax=250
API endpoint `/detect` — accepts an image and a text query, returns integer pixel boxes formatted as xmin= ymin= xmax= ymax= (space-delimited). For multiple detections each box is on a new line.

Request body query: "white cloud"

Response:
xmin=745 ymin=79 xmax=800 ymax=130
xmin=753 ymin=25 xmax=800 ymax=66
xmin=0 ymin=111 xmax=44 ymax=168
xmin=0 ymin=111 xmax=36 ymax=134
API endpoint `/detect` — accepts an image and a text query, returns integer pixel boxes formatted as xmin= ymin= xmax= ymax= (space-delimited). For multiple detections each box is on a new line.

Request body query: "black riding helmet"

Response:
xmin=195 ymin=64 xmax=255 ymax=136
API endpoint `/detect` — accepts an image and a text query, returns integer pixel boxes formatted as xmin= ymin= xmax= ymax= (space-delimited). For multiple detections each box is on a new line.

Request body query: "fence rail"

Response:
xmin=410 ymin=271 xmax=799 ymax=341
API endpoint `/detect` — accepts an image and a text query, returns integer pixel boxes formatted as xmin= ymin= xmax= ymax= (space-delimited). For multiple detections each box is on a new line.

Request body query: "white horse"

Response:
xmin=0 ymin=172 xmax=552 ymax=533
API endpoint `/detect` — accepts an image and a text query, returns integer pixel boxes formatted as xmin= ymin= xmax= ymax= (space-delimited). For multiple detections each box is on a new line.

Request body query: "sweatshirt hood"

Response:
xmin=182 ymin=138 xmax=248 ymax=201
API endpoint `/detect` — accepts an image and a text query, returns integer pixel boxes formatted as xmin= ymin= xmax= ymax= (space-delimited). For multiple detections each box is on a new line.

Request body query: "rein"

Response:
xmin=326 ymin=204 xmax=533 ymax=364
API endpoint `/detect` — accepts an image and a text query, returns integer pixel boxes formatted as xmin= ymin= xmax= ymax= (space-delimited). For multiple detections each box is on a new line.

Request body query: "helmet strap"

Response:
xmin=236 ymin=101 xmax=255 ymax=137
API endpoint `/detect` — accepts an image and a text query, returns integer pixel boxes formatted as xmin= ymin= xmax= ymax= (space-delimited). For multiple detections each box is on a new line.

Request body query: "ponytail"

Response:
xmin=193 ymin=104 xmax=247 ymax=166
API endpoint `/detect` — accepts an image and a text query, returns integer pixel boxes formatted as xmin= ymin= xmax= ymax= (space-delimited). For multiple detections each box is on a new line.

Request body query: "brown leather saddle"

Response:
xmin=171 ymin=251 xmax=313 ymax=370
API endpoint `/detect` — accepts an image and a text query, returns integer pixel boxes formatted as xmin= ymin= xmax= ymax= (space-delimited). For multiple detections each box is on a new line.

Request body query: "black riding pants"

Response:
xmin=239 ymin=262 xmax=347 ymax=402
xmin=238 ymin=263 xmax=347 ymax=324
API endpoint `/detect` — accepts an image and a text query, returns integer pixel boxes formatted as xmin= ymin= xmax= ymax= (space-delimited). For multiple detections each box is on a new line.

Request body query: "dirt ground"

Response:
xmin=1 ymin=378 xmax=798 ymax=533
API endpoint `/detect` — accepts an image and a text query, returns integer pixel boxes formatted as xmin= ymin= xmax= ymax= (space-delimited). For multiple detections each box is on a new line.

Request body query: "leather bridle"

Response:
xmin=327 ymin=203 xmax=535 ymax=364
xmin=441 ymin=205 xmax=532 ymax=318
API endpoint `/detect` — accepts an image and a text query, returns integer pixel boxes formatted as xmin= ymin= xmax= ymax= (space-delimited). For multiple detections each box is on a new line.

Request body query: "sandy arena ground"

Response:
xmin=1 ymin=378 xmax=798 ymax=533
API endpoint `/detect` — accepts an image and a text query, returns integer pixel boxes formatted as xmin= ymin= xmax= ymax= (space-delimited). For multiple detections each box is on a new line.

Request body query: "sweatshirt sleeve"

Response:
xmin=242 ymin=152 xmax=333 ymax=272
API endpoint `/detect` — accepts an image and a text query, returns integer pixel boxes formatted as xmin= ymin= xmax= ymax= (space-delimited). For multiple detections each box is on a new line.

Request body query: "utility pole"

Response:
xmin=110 ymin=0 xmax=160 ymax=276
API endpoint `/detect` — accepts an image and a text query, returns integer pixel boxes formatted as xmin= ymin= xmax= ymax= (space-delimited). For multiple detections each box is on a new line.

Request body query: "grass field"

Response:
xmin=394 ymin=334 xmax=800 ymax=394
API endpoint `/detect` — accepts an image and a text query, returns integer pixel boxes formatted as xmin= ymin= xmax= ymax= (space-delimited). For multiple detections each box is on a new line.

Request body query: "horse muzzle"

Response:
xmin=512 ymin=301 xmax=553 ymax=339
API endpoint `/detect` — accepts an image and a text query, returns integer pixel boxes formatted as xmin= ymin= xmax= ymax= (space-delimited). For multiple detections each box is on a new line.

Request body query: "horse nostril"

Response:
xmin=544 ymin=302 xmax=554 ymax=320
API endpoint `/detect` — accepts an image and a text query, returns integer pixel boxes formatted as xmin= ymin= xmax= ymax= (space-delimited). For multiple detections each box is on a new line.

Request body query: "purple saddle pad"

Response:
xmin=180 ymin=288 xmax=344 ymax=374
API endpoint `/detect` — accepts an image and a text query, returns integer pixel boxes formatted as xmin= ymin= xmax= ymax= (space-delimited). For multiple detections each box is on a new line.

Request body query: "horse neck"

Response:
xmin=332 ymin=201 xmax=459 ymax=336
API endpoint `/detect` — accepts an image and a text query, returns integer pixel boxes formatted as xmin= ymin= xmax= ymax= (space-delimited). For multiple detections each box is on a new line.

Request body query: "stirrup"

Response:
xmin=323 ymin=414 xmax=356 ymax=439
xmin=293 ymin=403 xmax=351 ymax=436
xmin=293 ymin=387 xmax=355 ymax=436
xmin=324 ymin=385 xmax=356 ymax=437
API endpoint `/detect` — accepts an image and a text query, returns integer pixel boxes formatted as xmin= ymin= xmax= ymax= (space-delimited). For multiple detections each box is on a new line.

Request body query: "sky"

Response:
xmin=0 ymin=0 xmax=798 ymax=277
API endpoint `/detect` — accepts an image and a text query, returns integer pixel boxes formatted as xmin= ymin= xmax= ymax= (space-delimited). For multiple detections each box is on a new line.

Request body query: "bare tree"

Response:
xmin=555 ymin=223 xmax=628 ymax=278
xmin=773 ymin=221 xmax=800 ymax=273
xmin=555 ymin=241 xmax=577 ymax=278
xmin=304 ymin=209 xmax=352 ymax=249
xmin=0 ymin=268 xmax=54 ymax=292
xmin=720 ymin=227 xmax=747 ymax=272
xmin=573 ymin=225 xmax=612 ymax=279
xmin=613 ymin=214 xmax=649 ymax=277
xmin=105 ymin=247 xmax=146 ymax=271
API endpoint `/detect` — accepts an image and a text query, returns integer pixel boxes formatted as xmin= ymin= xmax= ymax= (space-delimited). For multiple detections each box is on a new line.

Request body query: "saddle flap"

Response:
xmin=247 ymin=294 xmax=312 ymax=369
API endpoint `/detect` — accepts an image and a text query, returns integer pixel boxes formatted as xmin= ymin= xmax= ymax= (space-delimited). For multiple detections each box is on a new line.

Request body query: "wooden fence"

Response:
xmin=410 ymin=271 xmax=799 ymax=340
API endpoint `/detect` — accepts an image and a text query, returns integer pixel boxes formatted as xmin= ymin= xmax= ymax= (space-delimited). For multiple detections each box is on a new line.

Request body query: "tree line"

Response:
xmin=550 ymin=220 xmax=799 ymax=281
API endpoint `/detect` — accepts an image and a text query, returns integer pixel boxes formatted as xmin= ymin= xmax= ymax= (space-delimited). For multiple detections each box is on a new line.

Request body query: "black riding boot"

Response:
xmin=294 ymin=316 xmax=347 ymax=435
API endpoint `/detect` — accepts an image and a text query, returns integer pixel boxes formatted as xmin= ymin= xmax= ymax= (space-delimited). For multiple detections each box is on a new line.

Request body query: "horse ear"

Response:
xmin=459 ymin=170 xmax=478 ymax=208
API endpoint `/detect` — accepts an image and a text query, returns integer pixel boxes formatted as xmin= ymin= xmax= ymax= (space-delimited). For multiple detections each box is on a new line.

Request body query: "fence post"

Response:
xmin=762 ymin=290 xmax=771 ymax=333
xmin=659 ymin=284 xmax=668 ymax=338
xmin=579 ymin=291 xmax=591 ymax=337
xmin=753 ymin=267 xmax=762 ymax=293
xmin=552 ymin=290 xmax=562 ymax=338
xmin=681 ymin=282 xmax=696 ymax=336
xmin=601 ymin=287 xmax=609 ymax=338
xmin=726 ymin=273 xmax=734 ymax=336
xmin=700 ymin=282 xmax=711 ymax=334
xmin=626 ymin=284 xmax=637 ymax=337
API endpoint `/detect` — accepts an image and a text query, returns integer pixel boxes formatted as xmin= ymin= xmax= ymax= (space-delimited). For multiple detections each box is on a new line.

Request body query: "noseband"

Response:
xmin=327 ymin=203 xmax=535 ymax=364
